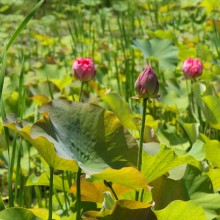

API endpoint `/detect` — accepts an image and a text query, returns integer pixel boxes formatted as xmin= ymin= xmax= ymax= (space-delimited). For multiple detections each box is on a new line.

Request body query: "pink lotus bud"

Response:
xmin=134 ymin=66 xmax=159 ymax=99
xmin=182 ymin=58 xmax=203 ymax=79
xmin=72 ymin=58 xmax=95 ymax=82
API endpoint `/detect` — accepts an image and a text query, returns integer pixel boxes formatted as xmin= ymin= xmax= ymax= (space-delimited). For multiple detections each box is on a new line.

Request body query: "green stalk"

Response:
xmin=136 ymin=98 xmax=148 ymax=201
xmin=190 ymin=79 xmax=195 ymax=114
xmin=79 ymin=82 xmax=84 ymax=102
xmin=76 ymin=82 xmax=84 ymax=220
xmin=76 ymin=167 xmax=82 ymax=220
xmin=48 ymin=167 xmax=54 ymax=220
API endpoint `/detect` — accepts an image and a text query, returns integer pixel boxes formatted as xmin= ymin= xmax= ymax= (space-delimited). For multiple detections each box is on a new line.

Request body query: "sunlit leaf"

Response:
xmin=153 ymin=200 xmax=206 ymax=220
xmin=93 ymin=167 xmax=149 ymax=191
xmin=69 ymin=176 xmax=132 ymax=203
xmin=142 ymin=145 xmax=199 ymax=183
xmin=30 ymin=99 xmax=138 ymax=175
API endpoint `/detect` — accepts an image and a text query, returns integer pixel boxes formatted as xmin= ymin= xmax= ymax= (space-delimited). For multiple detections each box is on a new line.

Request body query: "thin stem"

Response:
xmin=76 ymin=167 xmax=82 ymax=220
xmin=48 ymin=167 xmax=53 ymax=220
xmin=136 ymin=98 xmax=148 ymax=201
xmin=190 ymin=79 xmax=195 ymax=114
xmin=79 ymin=82 xmax=84 ymax=102
xmin=76 ymin=81 xmax=84 ymax=220
xmin=137 ymin=98 xmax=148 ymax=171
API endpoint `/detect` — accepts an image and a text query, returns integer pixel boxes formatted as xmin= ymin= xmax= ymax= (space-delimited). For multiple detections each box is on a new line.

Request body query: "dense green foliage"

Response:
xmin=1 ymin=0 xmax=220 ymax=219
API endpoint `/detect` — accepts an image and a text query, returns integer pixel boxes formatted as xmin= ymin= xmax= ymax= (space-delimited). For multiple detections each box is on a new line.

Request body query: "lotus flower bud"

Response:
xmin=134 ymin=65 xmax=159 ymax=99
xmin=182 ymin=58 xmax=202 ymax=79
xmin=72 ymin=58 xmax=95 ymax=82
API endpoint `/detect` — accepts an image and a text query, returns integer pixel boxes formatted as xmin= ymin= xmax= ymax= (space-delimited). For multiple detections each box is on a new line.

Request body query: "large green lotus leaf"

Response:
xmin=142 ymin=145 xmax=199 ymax=183
xmin=0 ymin=208 xmax=40 ymax=220
xmin=4 ymin=117 xmax=78 ymax=172
xmin=30 ymin=99 xmax=138 ymax=175
xmin=101 ymin=93 xmax=139 ymax=131
xmin=151 ymin=176 xmax=189 ymax=210
xmin=26 ymin=172 xmax=69 ymax=191
xmin=153 ymin=200 xmax=206 ymax=220
xmin=201 ymin=96 xmax=220 ymax=130
xmin=132 ymin=38 xmax=178 ymax=70
xmin=83 ymin=199 xmax=152 ymax=220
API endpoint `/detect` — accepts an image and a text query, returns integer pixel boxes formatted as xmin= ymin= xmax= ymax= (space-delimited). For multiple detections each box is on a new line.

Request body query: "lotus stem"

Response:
xmin=136 ymin=98 xmax=148 ymax=201
xmin=79 ymin=82 xmax=84 ymax=102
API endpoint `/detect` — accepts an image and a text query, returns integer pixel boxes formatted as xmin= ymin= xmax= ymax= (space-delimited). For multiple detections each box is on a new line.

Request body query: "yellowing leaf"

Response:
xmin=29 ymin=208 xmax=61 ymax=220
xmin=93 ymin=167 xmax=149 ymax=191
xmin=31 ymin=95 xmax=49 ymax=106
xmin=69 ymin=176 xmax=132 ymax=203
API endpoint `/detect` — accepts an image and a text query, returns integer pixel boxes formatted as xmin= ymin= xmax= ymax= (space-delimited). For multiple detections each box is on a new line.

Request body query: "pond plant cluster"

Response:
xmin=1 ymin=0 xmax=220 ymax=219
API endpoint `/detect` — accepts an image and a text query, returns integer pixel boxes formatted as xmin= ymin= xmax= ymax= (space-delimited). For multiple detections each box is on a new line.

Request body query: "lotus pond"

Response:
xmin=1 ymin=0 xmax=220 ymax=219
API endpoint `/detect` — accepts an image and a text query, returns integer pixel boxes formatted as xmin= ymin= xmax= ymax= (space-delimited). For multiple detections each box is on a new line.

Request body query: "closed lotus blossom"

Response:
xmin=182 ymin=58 xmax=203 ymax=79
xmin=72 ymin=58 xmax=95 ymax=82
xmin=134 ymin=65 xmax=159 ymax=99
